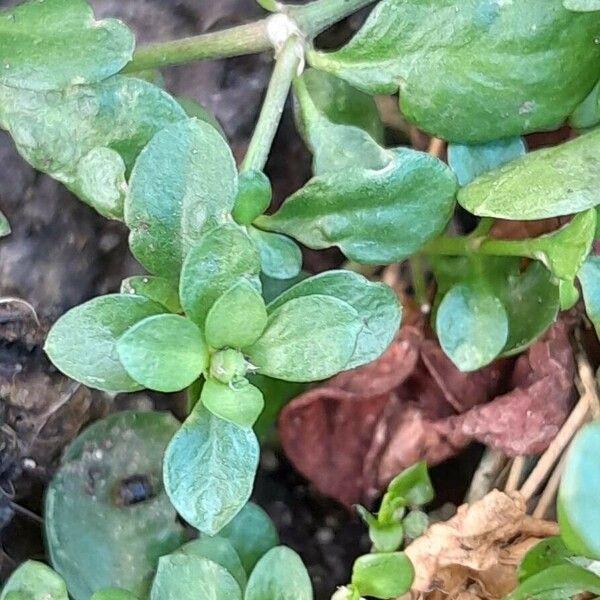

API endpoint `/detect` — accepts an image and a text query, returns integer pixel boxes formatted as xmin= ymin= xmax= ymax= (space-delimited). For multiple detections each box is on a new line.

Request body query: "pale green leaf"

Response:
xmin=245 ymin=295 xmax=362 ymax=382
xmin=91 ymin=590 xmax=139 ymax=600
xmin=351 ymin=553 xmax=414 ymax=599
xmin=117 ymin=314 xmax=208 ymax=392
xmin=569 ymin=80 xmax=600 ymax=129
xmin=248 ymin=228 xmax=303 ymax=280
xmin=126 ymin=119 xmax=237 ymax=276
xmin=120 ymin=276 xmax=182 ymax=314
xmin=0 ymin=561 xmax=67 ymax=600
xmin=579 ymin=256 xmax=600 ymax=338
xmin=45 ymin=412 xmax=186 ymax=600
xmin=0 ymin=0 xmax=133 ymax=91
xmin=506 ymin=565 xmax=600 ymax=600
xmin=256 ymin=148 xmax=457 ymax=264
xmin=164 ymin=405 xmax=259 ymax=535
xmin=200 ymin=378 xmax=264 ymax=427
xmin=205 ymin=281 xmax=267 ymax=349
xmin=564 ymin=0 xmax=600 ymax=10
xmin=44 ymin=294 xmax=165 ymax=392
xmin=232 ymin=171 xmax=272 ymax=226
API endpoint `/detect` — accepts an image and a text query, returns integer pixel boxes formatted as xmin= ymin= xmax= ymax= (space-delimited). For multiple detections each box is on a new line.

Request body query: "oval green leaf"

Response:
xmin=150 ymin=554 xmax=241 ymax=600
xmin=245 ymin=547 xmax=313 ymax=600
xmin=267 ymin=270 xmax=401 ymax=370
xmin=45 ymin=412 xmax=186 ymax=600
xmin=256 ymin=148 xmax=457 ymax=264
xmin=180 ymin=224 xmax=261 ymax=326
xmin=579 ymin=256 xmax=600 ymax=338
xmin=245 ymin=294 xmax=362 ymax=382
xmin=121 ymin=276 xmax=182 ymax=314
xmin=117 ymin=314 xmax=208 ymax=392
xmin=309 ymin=0 xmax=600 ymax=143
xmin=205 ymin=281 xmax=267 ymax=349
xmin=45 ymin=294 xmax=165 ymax=392
xmin=232 ymin=170 xmax=272 ymax=225
xmin=216 ymin=502 xmax=279 ymax=574
xmin=0 ymin=561 xmax=68 ymax=600
xmin=201 ymin=378 xmax=264 ymax=427
xmin=248 ymin=228 xmax=303 ymax=281
xmin=458 ymin=129 xmax=600 ymax=219
xmin=164 ymin=405 xmax=259 ymax=536
xmin=0 ymin=0 xmax=134 ymax=91
xmin=351 ymin=552 xmax=414 ymax=599
xmin=126 ymin=119 xmax=237 ymax=276
xmin=436 ymin=284 xmax=509 ymax=372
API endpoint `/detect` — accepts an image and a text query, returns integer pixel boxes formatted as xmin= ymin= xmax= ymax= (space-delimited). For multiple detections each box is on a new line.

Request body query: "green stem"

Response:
xmin=410 ymin=255 xmax=429 ymax=305
xmin=423 ymin=234 xmax=535 ymax=259
xmin=241 ymin=36 xmax=303 ymax=173
xmin=469 ymin=216 xmax=495 ymax=239
xmin=122 ymin=0 xmax=376 ymax=73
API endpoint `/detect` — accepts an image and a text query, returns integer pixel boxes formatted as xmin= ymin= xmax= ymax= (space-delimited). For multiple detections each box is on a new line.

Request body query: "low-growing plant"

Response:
xmin=2 ymin=0 xmax=600 ymax=597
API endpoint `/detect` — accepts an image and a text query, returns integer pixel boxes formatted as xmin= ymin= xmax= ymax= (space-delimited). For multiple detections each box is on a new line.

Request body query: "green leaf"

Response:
xmin=176 ymin=537 xmax=247 ymax=591
xmin=380 ymin=462 xmax=434 ymax=520
xmin=91 ymin=590 xmax=139 ymax=600
xmin=458 ymin=128 xmax=600 ymax=219
xmin=357 ymin=506 xmax=404 ymax=553
xmin=176 ymin=96 xmax=225 ymax=138
xmin=246 ymin=295 xmax=362 ymax=382
xmin=559 ymin=420 xmax=600 ymax=559
xmin=0 ymin=210 xmax=10 ymax=237
xmin=294 ymin=69 xmax=388 ymax=175
xmin=579 ymin=256 xmax=600 ymax=337
xmin=518 ymin=537 xmax=591 ymax=582
xmin=564 ymin=0 xmax=600 ymax=10
xmin=0 ymin=76 xmax=186 ymax=219
xmin=267 ymin=270 xmax=401 ymax=370
xmin=201 ymin=378 xmax=264 ymax=427
xmin=436 ymin=283 xmax=509 ymax=372
xmin=260 ymin=272 xmax=309 ymax=305
xmin=164 ymin=405 xmax=259 ymax=536
xmin=126 ymin=119 xmax=237 ymax=276
xmin=569 ymin=80 xmax=600 ymax=129
xmin=45 ymin=412 xmax=186 ymax=600
xmin=309 ymin=0 xmax=600 ymax=143
xmin=117 ymin=314 xmax=208 ymax=392
xmin=248 ymin=228 xmax=303 ymax=281
xmin=0 ymin=0 xmax=133 ymax=91
xmin=351 ymin=553 xmax=414 ymax=599
xmin=506 ymin=564 xmax=600 ymax=600
xmin=121 ymin=276 xmax=182 ymax=314
xmin=150 ymin=554 xmax=241 ymax=600
xmin=180 ymin=224 xmax=261 ymax=326
xmin=232 ymin=171 xmax=272 ymax=225
xmin=205 ymin=281 xmax=267 ymax=349
xmin=447 ymin=138 xmax=526 ymax=186
xmin=402 ymin=510 xmax=429 ymax=539
xmin=244 ymin=547 xmax=313 ymax=600
xmin=209 ymin=349 xmax=248 ymax=385
xmin=256 ymin=148 xmax=457 ymax=264
xmin=45 ymin=294 xmax=165 ymax=392
xmin=217 ymin=502 xmax=279 ymax=574
xmin=0 ymin=561 xmax=68 ymax=600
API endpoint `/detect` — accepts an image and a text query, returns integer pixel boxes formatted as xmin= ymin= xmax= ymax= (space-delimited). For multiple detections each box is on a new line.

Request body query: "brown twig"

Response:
xmin=505 ymin=456 xmax=526 ymax=492
xmin=466 ymin=448 xmax=508 ymax=503
xmin=532 ymin=456 xmax=565 ymax=519
xmin=427 ymin=136 xmax=446 ymax=158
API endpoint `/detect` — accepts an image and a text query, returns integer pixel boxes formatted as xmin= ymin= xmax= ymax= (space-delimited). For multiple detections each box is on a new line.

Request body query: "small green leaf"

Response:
xmin=260 ymin=272 xmax=309 ymax=305
xmin=205 ymin=281 xmax=267 ymax=349
xmin=559 ymin=420 xmax=600 ymax=559
xmin=232 ymin=171 xmax=272 ymax=225
xmin=150 ymin=554 xmax=241 ymax=600
xmin=244 ymin=547 xmax=313 ymax=600
xmin=458 ymin=129 xmax=600 ymax=219
xmin=506 ymin=564 xmax=600 ymax=600
xmin=246 ymin=295 xmax=362 ymax=382
xmin=91 ymin=590 xmax=139 ymax=600
xmin=176 ymin=537 xmax=247 ymax=591
xmin=308 ymin=0 xmax=600 ymax=143
xmin=518 ymin=537 xmax=590 ymax=582
xmin=45 ymin=294 xmax=165 ymax=392
xmin=294 ymin=69 xmax=388 ymax=175
xmin=248 ymin=228 xmax=303 ymax=280
xmin=569 ymin=80 xmax=600 ymax=129
xmin=164 ymin=405 xmax=259 ymax=536
xmin=256 ymin=148 xmax=457 ymax=264
xmin=121 ymin=276 xmax=182 ymax=314
xmin=217 ymin=502 xmax=279 ymax=574
xmin=0 ymin=210 xmax=10 ymax=237
xmin=210 ymin=349 xmax=248 ymax=385
xmin=357 ymin=507 xmax=404 ymax=553
xmin=579 ymin=256 xmax=600 ymax=337
xmin=436 ymin=284 xmax=509 ymax=372
xmin=564 ymin=0 xmax=600 ymax=10
xmin=0 ymin=0 xmax=133 ymax=91
xmin=0 ymin=77 xmax=186 ymax=219
xmin=560 ymin=278 xmax=581 ymax=311
xmin=176 ymin=96 xmax=225 ymax=137
xmin=447 ymin=138 xmax=526 ymax=186
xmin=267 ymin=270 xmax=401 ymax=370
xmin=45 ymin=412 xmax=186 ymax=600
xmin=380 ymin=462 xmax=434 ymax=518
xmin=351 ymin=553 xmax=414 ymax=599
xmin=117 ymin=314 xmax=208 ymax=393
xmin=201 ymin=378 xmax=264 ymax=427
xmin=402 ymin=510 xmax=429 ymax=540
xmin=180 ymin=224 xmax=261 ymax=326
xmin=126 ymin=119 xmax=237 ymax=276
xmin=0 ymin=561 xmax=68 ymax=600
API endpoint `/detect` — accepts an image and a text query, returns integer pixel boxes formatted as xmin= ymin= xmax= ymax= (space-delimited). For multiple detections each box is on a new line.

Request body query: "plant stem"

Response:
xmin=423 ymin=234 xmax=535 ymax=259
xmin=469 ymin=216 xmax=495 ymax=239
xmin=241 ymin=36 xmax=303 ymax=173
xmin=409 ymin=255 xmax=428 ymax=306
xmin=123 ymin=0 xmax=375 ymax=73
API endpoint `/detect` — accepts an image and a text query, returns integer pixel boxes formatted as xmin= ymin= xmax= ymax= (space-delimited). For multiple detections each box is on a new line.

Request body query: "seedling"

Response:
xmin=2 ymin=0 xmax=600 ymax=597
